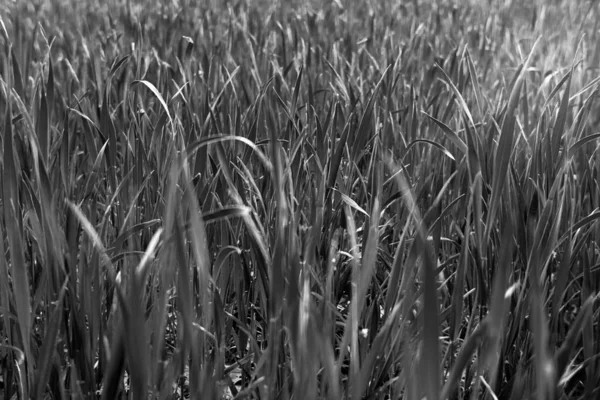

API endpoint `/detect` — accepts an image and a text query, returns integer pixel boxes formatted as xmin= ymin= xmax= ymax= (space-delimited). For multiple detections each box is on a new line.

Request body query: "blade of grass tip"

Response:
xmin=3 ymin=102 xmax=31 ymax=398
xmin=33 ymin=279 xmax=68 ymax=399
xmin=387 ymin=157 xmax=440 ymax=400
xmin=333 ymin=188 xmax=369 ymax=217
xmin=486 ymin=39 xmax=540 ymax=243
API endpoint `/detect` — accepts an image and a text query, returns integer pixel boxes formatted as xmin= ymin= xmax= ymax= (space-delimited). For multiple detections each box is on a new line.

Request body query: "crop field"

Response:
xmin=1 ymin=0 xmax=600 ymax=399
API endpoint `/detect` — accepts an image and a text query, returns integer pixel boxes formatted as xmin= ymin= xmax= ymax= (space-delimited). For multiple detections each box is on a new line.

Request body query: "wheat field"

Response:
xmin=0 ymin=0 xmax=599 ymax=399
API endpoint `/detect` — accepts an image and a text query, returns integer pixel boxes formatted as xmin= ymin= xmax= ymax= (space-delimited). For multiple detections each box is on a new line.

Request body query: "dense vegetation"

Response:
xmin=1 ymin=0 xmax=599 ymax=398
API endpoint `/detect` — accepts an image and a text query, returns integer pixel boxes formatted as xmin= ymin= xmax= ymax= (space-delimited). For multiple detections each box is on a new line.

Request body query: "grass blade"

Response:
xmin=486 ymin=39 xmax=539 ymax=242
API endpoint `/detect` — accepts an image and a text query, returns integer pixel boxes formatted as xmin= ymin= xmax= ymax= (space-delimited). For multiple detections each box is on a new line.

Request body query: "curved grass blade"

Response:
xmin=185 ymin=134 xmax=273 ymax=173
xmin=568 ymin=133 xmax=600 ymax=157
xmin=131 ymin=79 xmax=172 ymax=124
xmin=406 ymin=138 xmax=456 ymax=161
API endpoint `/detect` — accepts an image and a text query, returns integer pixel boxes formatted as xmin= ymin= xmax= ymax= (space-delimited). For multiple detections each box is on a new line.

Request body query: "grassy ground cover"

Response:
xmin=1 ymin=0 xmax=599 ymax=398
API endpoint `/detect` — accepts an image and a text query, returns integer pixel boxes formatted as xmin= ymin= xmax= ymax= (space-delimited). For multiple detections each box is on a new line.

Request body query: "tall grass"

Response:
xmin=1 ymin=0 xmax=599 ymax=398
